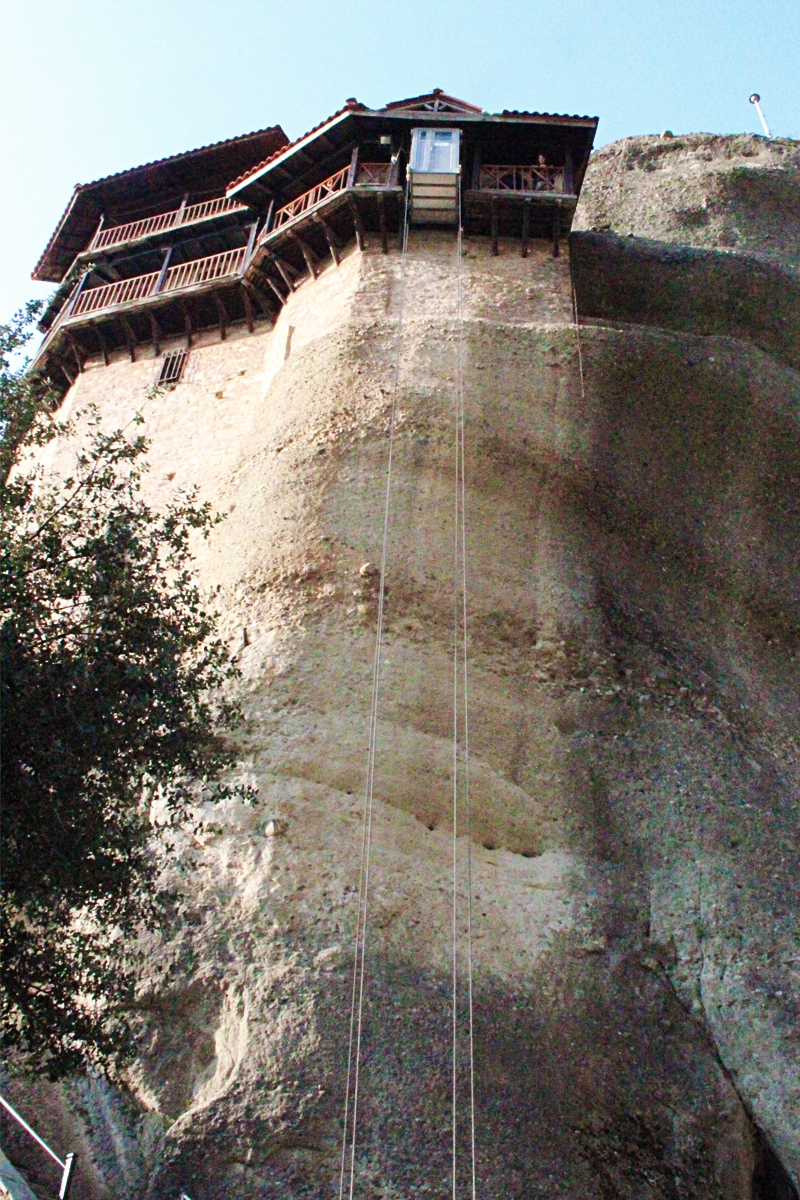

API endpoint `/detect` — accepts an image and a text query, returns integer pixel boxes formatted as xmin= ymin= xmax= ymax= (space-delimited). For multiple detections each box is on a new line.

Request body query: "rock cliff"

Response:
xmin=4 ymin=133 xmax=800 ymax=1200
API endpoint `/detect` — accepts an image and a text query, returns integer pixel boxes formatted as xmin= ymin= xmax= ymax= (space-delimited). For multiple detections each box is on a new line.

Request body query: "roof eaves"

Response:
xmin=32 ymin=187 xmax=84 ymax=281
xmin=499 ymin=110 xmax=599 ymax=123
xmin=32 ymin=124 xmax=287 ymax=281
xmin=226 ymin=106 xmax=365 ymax=196
xmin=80 ymin=124 xmax=288 ymax=191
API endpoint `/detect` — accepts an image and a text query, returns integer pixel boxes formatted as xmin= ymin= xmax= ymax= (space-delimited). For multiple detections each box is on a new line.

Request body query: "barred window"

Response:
xmin=158 ymin=349 xmax=188 ymax=387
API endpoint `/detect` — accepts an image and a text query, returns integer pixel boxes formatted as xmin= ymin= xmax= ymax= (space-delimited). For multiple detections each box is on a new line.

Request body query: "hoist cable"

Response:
xmin=339 ymin=179 xmax=412 ymax=1200
xmin=452 ymin=178 xmax=478 ymax=1200
xmin=571 ymin=282 xmax=587 ymax=404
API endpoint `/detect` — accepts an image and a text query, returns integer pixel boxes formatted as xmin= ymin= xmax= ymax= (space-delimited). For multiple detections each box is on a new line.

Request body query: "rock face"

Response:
xmin=5 ymin=135 xmax=800 ymax=1200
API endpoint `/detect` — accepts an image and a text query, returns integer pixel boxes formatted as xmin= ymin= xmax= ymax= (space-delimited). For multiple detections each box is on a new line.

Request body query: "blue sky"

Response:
xmin=2 ymin=0 xmax=797 ymax=322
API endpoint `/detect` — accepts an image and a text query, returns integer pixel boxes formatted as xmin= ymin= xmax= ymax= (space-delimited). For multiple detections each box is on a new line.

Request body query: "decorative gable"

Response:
xmin=382 ymin=89 xmax=482 ymax=115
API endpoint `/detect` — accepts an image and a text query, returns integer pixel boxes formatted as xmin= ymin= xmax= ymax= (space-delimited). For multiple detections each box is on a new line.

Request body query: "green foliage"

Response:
xmin=1 ymin=307 xmax=242 ymax=1078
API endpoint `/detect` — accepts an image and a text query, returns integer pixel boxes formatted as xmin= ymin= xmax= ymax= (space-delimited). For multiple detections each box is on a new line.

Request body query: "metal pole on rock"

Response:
xmin=749 ymin=93 xmax=772 ymax=137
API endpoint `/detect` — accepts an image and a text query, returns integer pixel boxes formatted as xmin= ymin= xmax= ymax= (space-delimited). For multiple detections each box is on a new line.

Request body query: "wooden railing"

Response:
xmin=271 ymin=167 xmax=350 ymax=232
xmin=263 ymin=162 xmax=398 ymax=240
xmin=90 ymin=196 xmax=248 ymax=252
xmin=67 ymin=246 xmax=247 ymax=319
xmin=356 ymin=162 xmax=393 ymax=186
xmin=478 ymin=164 xmax=567 ymax=194
xmin=163 ymin=246 xmax=247 ymax=291
xmin=71 ymin=271 xmax=161 ymax=315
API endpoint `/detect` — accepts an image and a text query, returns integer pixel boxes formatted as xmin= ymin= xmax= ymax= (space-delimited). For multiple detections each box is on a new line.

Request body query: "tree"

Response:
xmin=1 ymin=305 xmax=241 ymax=1078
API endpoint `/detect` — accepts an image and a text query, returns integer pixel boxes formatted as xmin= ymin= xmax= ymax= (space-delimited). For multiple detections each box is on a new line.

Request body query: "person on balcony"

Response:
xmin=534 ymin=153 xmax=550 ymax=190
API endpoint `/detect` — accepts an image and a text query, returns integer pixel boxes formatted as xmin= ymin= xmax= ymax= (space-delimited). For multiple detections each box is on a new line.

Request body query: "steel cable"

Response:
xmin=339 ymin=180 xmax=412 ymax=1200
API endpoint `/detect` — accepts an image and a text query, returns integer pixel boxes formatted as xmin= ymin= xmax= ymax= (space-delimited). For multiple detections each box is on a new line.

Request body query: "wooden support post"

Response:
xmin=347 ymin=145 xmax=359 ymax=189
xmin=289 ymin=232 xmax=319 ymax=279
xmin=264 ymin=274 xmax=287 ymax=305
xmin=346 ymin=194 xmax=365 ymax=251
xmin=244 ymin=221 xmax=258 ymax=269
xmin=118 ymin=315 xmax=137 ymax=362
xmin=564 ymin=149 xmax=574 ymax=194
xmin=214 ymin=292 xmax=228 ymax=340
xmin=521 ymin=199 xmax=531 ymax=258
xmin=58 ymin=359 xmax=76 ymax=388
xmin=90 ymin=213 xmax=105 ymax=251
xmin=266 ymin=252 xmax=298 ymax=292
xmin=180 ymin=299 xmax=193 ymax=348
xmin=241 ymin=285 xmax=255 ymax=332
xmin=490 ymin=195 xmax=499 ymax=257
xmin=313 ymin=214 xmax=341 ymax=266
xmin=264 ymin=199 xmax=275 ymax=236
xmin=471 ymin=143 xmax=481 ymax=190
xmin=378 ymin=192 xmax=388 ymax=254
xmin=245 ymin=281 xmax=273 ymax=316
xmin=552 ymin=202 xmax=561 ymax=258
xmin=64 ymin=331 xmax=85 ymax=373
xmin=149 ymin=311 xmax=161 ymax=356
xmin=92 ymin=322 xmax=110 ymax=366
xmin=155 ymin=246 xmax=173 ymax=293
xmin=175 ymin=193 xmax=189 ymax=226
xmin=64 ymin=270 xmax=90 ymax=320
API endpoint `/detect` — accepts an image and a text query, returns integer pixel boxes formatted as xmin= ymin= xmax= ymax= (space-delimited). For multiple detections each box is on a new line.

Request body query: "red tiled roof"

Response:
xmin=33 ymin=124 xmax=288 ymax=282
xmin=227 ymin=102 xmax=366 ymax=195
xmin=501 ymin=110 xmax=598 ymax=122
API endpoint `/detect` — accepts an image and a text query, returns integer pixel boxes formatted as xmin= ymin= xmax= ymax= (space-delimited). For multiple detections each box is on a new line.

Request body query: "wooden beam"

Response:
xmin=155 ymin=246 xmax=173 ymax=293
xmin=64 ymin=331 xmax=85 ymax=374
xmin=265 ymin=251 xmax=298 ymax=292
xmin=378 ymin=191 xmax=387 ymax=254
xmin=313 ymin=213 xmax=341 ymax=266
xmin=58 ymin=358 xmax=76 ymax=388
xmin=521 ymin=199 xmax=531 ymax=259
xmin=564 ymin=149 xmax=574 ymax=194
xmin=263 ymin=274 xmax=287 ymax=305
xmin=214 ymin=292 xmax=228 ymax=340
xmin=245 ymin=280 xmax=274 ymax=316
xmin=471 ymin=143 xmax=481 ymax=190
xmin=118 ymin=315 xmax=137 ymax=362
xmin=288 ymin=232 xmax=319 ymax=279
xmin=346 ymin=193 xmax=365 ymax=251
xmin=491 ymin=195 xmax=499 ymax=257
xmin=149 ymin=310 xmax=161 ymax=356
xmin=347 ymin=145 xmax=359 ymax=189
xmin=92 ymin=322 xmax=110 ymax=366
xmin=241 ymin=284 xmax=255 ymax=332
xmin=244 ymin=221 xmax=258 ymax=269
xmin=180 ymin=299 xmax=193 ymax=348
xmin=552 ymin=202 xmax=561 ymax=258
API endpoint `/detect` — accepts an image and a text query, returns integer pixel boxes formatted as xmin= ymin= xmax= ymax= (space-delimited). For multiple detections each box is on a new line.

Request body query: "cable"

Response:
xmin=571 ymin=282 xmax=587 ymax=405
xmin=339 ymin=179 xmax=412 ymax=1200
xmin=452 ymin=176 xmax=478 ymax=1200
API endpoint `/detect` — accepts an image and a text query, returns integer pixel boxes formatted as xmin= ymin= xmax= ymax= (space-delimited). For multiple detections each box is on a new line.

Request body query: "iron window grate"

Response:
xmin=158 ymin=349 xmax=188 ymax=386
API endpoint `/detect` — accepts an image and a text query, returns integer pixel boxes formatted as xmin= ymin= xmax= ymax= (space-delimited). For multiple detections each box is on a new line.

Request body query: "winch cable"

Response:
xmin=452 ymin=178 xmax=478 ymax=1200
xmin=571 ymin=282 xmax=587 ymax=404
xmin=339 ymin=177 xmax=412 ymax=1200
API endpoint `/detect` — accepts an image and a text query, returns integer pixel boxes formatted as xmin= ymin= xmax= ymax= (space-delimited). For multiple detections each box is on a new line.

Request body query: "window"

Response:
xmin=157 ymin=349 xmax=188 ymax=387
xmin=410 ymin=127 xmax=461 ymax=173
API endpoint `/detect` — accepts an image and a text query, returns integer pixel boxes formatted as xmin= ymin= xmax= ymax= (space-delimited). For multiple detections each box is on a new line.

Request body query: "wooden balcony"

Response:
xmin=271 ymin=166 xmax=350 ymax=232
xmin=66 ymin=246 xmax=248 ymax=321
xmin=477 ymin=163 xmax=569 ymax=195
xmin=88 ymin=196 xmax=249 ymax=254
xmin=263 ymin=162 xmax=398 ymax=241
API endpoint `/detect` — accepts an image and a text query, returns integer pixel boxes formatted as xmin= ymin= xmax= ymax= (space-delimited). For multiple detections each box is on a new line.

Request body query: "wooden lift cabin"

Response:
xmin=31 ymin=90 xmax=598 ymax=393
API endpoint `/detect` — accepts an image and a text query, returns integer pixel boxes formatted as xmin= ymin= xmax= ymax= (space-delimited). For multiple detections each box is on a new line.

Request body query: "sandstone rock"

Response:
xmin=9 ymin=136 xmax=800 ymax=1200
